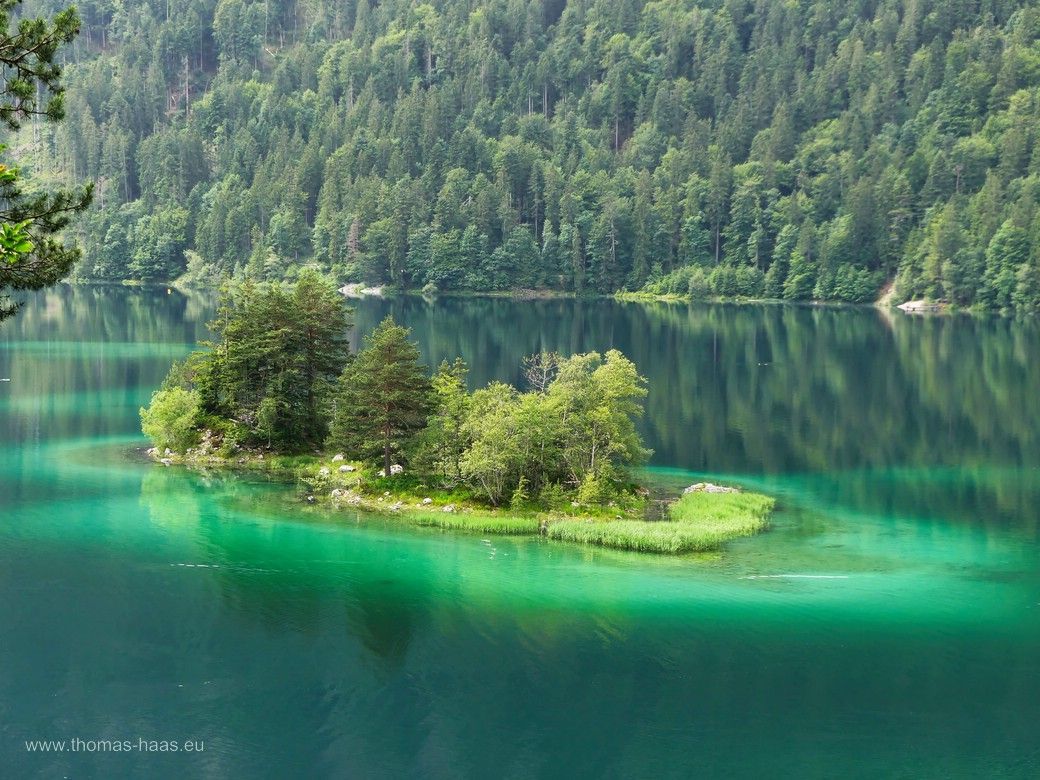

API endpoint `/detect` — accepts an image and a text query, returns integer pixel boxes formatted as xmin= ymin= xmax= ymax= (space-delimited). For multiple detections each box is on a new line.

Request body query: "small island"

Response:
xmin=141 ymin=272 xmax=774 ymax=554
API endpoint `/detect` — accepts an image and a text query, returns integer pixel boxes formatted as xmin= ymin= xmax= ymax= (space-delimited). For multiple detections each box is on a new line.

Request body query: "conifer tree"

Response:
xmin=328 ymin=317 xmax=431 ymax=475
xmin=0 ymin=1 xmax=92 ymax=320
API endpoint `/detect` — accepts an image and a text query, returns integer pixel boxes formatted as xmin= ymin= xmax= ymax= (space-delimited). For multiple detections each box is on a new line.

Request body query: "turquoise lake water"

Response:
xmin=2 ymin=285 xmax=1039 ymax=778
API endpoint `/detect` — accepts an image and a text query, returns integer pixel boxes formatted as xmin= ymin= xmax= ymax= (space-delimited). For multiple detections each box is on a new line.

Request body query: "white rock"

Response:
xmin=683 ymin=482 xmax=739 ymax=495
xmin=160 ymin=458 xmax=172 ymax=466
xmin=332 ymin=453 xmax=345 ymax=462
xmin=339 ymin=464 xmax=354 ymax=473
xmin=422 ymin=497 xmax=433 ymax=505
xmin=318 ymin=467 xmax=330 ymax=477
xmin=331 ymin=489 xmax=345 ymax=499
xmin=164 ymin=448 xmax=173 ymax=456
xmin=442 ymin=505 xmax=455 ymax=513
xmin=390 ymin=464 xmax=403 ymax=475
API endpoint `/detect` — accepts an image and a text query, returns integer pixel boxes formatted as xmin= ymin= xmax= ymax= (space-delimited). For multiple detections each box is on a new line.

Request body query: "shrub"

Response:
xmin=733 ymin=265 xmax=765 ymax=297
xmin=140 ymin=388 xmax=202 ymax=453
xmin=687 ymin=267 xmax=711 ymax=299
xmin=576 ymin=471 xmax=613 ymax=505
xmin=708 ymin=264 xmax=739 ymax=296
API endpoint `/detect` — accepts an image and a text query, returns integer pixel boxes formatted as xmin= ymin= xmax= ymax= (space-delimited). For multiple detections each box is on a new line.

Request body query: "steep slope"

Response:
xmin=24 ymin=0 xmax=1040 ymax=311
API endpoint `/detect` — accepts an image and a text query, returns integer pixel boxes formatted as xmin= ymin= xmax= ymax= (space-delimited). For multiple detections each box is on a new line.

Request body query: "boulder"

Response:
xmin=422 ymin=497 xmax=433 ymax=505
xmin=390 ymin=464 xmax=403 ymax=475
xmin=331 ymin=453 xmax=345 ymax=462
xmin=898 ymin=299 xmax=945 ymax=314
xmin=160 ymin=458 xmax=172 ymax=466
xmin=318 ymin=467 xmax=330 ymax=477
xmin=442 ymin=505 xmax=455 ymax=513
xmin=339 ymin=464 xmax=355 ymax=473
xmin=683 ymin=482 xmax=739 ymax=494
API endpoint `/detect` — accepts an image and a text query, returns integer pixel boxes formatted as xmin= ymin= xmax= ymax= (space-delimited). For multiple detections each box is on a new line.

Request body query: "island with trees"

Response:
xmin=140 ymin=272 xmax=774 ymax=555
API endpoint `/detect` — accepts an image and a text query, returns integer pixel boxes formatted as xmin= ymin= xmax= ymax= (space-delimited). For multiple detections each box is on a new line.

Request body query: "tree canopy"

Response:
xmin=29 ymin=0 xmax=1040 ymax=313
xmin=148 ymin=269 xmax=351 ymax=451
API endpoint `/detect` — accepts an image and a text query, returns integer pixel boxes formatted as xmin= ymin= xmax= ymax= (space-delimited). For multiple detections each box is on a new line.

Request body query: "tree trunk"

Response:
xmin=384 ymin=425 xmax=392 ymax=477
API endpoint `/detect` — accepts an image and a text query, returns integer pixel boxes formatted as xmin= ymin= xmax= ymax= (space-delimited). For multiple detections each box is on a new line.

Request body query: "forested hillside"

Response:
xmin=22 ymin=0 xmax=1040 ymax=311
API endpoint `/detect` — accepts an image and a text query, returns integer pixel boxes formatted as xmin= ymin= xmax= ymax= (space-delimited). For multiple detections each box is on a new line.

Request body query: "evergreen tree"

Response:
xmin=0 ymin=2 xmax=92 ymax=320
xmin=328 ymin=316 xmax=431 ymax=475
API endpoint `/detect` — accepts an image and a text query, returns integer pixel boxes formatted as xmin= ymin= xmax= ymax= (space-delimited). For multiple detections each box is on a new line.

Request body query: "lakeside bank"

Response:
xmin=147 ymin=447 xmax=775 ymax=556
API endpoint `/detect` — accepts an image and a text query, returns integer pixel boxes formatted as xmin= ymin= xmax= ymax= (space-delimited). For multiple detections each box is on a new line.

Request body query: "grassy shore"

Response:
xmin=151 ymin=448 xmax=774 ymax=555
xmin=548 ymin=491 xmax=775 ymax=554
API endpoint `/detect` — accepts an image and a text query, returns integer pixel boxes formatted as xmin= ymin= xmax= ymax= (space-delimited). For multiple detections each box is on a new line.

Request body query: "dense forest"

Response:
xmin=17 ymin=0 xmax=1040 ymax=311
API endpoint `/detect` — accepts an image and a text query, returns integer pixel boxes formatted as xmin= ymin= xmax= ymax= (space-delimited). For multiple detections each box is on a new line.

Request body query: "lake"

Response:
xmin=2 ymin=285 xmax=1039 ymax=778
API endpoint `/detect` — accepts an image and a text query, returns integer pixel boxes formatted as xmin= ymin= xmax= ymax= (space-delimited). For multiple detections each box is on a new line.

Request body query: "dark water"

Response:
xmin=2 ymin=285 xmax=1039 ymax=778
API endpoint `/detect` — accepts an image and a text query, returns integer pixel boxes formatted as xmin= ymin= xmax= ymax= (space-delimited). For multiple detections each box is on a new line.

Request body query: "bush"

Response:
xmin=733 ymin=265 xmax=765 ymax=297
xmin=538 ymin=482 xmax=567 ymax=509
xmin=708 ymin=265 xmax=739 ymax=296
xmin=687 ymin=267 xmax=711 ymax=299
xmin=829 ymin=264 xmax=882 ymax=303
xmin=140 ymin=388 xmax=202 ymax=453
xmin=576 ymin=471 xmax=613 ymax=505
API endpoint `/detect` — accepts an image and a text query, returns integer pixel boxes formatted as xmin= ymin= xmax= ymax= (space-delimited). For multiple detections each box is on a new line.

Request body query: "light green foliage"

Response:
xmin=459 ymin=382 xmax=524 ymax=505
xmin=414 ymin=358 xmax=471 ymax=482
xmin=0 ymin=219 xmax=32 ymax=260
xmin=140 ymin=388 xmax=202 ymax=453
xmin=460 ymin=350 xmax=649 ymax=505
xmin=548 ymin=350 xmax=651 ymax=489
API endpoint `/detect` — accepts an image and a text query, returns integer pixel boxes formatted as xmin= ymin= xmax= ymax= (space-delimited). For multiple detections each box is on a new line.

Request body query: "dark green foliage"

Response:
xmin=0 ymin=1 xmax=92 ymax=320
xmin=156 ymin=269 xmax=350 ymax=450
xmin=44 ymin=0 xmax=1040 ymax=314
xmin=327 ymin=316 xmax=432 ymax=475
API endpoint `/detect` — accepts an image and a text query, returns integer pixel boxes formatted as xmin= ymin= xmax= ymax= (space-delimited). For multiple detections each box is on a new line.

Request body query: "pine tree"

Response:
xmin=0 ymin=2 xmax=92 ymax=320
xmin=328 ymin=316 xmax=431 ymax=475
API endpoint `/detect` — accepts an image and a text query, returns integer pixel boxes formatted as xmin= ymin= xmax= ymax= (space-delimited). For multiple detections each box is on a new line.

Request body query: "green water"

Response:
xmin=2 ymin=286 xmax=1040 ymax=778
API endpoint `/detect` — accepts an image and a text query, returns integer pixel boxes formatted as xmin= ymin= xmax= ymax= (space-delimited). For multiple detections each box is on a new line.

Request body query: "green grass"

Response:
xmin=547 ymin=490 xmax=775 ymax=554
xmin=167 ymin=448 xmax=773 ymax=555
xmin=668 ymin=491 xmax=775 ymax=524
xmin=408 ymin=510 xmax=541 ymax=535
